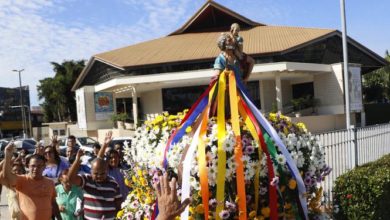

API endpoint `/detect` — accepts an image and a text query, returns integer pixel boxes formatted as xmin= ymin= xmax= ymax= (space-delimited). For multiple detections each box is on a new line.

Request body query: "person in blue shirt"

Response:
xmin=212 ymin=32 xmax=252 ymax=83
xmin=43 ymin=145 xmax=69 ymax=183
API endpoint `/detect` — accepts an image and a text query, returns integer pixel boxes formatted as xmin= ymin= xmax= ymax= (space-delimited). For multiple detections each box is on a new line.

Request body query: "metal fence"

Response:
xmin=314 ymin=123 xmax=390 ymax=203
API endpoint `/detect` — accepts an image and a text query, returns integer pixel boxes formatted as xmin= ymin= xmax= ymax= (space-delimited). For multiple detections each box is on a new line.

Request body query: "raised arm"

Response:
xmin=3 ymin=142 xmax=17 ymax=186
xmin=97 ymin=131 xmax=112 ymax=159
xmin=51 ymin=135 xmax=60 ymax=154
xmin=0 ymin=160 xmax=6 ymax=185
xmin=68 ymin=149 xmax=83 ymax=186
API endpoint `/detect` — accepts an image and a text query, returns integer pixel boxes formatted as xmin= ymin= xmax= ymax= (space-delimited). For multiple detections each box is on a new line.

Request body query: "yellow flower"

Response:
xmin=195 ymin=204 xmax=204 ymax=214
xmin=283 ymin=127 xmax=289 ymax=135
xmin=168 ymin=115 xmax=177 ymax=120
xmin=269 ymin=113 xmax=276 ymax=119
xmin=124 ymin=178 xmax=132 ymax=187
xmin=154 ymin=115 xmax=164 ymax=123
xmin=261 ymin=207 xmax=270 ymax=218
xmin=189 ymin=206 xmax=195 ymax=214
xmin=185 ymin=126 xmax=192 ymax=133
xmin=163 ymin=112 xmax=169 ymax=117
xmin=188 ymin=216 xmax=194 ymax=220
xmin=284 ymin=203 xmax=292 ymax=209
xmin=288 ymin=179 xmax=297 ymax=190
xmin=116 ymin=209 xmax=124 ymax=218
xmin=249 ymin=211 xmax=257 ymax=218
xmin=145 ymin=196 xmax=153 ymax=204
xmin=183 ymin=109 xmax=189 ymax=113
xmin=255 ymin=216 xmax=265 ymax=220
xmin=296 ymin=122 xmax=307 ymax=132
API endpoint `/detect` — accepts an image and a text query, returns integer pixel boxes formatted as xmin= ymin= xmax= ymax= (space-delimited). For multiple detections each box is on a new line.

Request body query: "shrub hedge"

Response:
xmin=332 ymin=154 xmax=390 ymax=219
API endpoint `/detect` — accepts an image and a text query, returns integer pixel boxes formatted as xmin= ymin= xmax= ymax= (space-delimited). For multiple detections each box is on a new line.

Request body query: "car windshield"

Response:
xmin=78 ymin=137 xmax=97 ymax=145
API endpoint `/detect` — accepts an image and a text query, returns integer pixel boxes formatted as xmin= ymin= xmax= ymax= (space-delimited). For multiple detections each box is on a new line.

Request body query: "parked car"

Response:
xmin=59 ymin=136 xmax=98 ymax=156
xmin=0 ymin=139 xmax=9 ymax=159
xmin=13 ymin=140 xmax=36 ymax=155
xmin=0 ymin=138 xmax=38 ymax=159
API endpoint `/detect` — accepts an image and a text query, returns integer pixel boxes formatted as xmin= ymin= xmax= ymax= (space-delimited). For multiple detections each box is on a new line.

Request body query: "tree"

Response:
xmin=37 ymin=60 xmax=85 ymax=122
xmin=362 ymin=50 xmax=390 ymax=103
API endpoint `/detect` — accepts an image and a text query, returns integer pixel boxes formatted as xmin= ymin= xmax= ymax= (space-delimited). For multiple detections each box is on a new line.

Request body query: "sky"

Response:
xmin=0 ymin=0 xmax=389 ymax=106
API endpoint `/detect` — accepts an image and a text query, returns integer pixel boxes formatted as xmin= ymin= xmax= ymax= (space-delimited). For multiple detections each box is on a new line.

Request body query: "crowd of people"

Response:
xmin=0 ymin=23 xmax=252 ymax=220
xmin=0 ymin=132 xmax=131 ymax=220
xmin=0 ymin=132 xmax=189 ymax=220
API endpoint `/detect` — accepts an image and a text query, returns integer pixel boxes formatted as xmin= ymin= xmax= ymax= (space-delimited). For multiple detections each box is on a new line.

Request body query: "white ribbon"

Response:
xmin=180 ymin=123 xmax=202 ymax=220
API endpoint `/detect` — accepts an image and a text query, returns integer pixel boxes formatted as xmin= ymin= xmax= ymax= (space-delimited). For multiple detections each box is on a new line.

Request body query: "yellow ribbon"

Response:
xmin=216 ymin=71 xmax=227 ymax=219
xmin=228 ymin=72 xmax=247 ymax=220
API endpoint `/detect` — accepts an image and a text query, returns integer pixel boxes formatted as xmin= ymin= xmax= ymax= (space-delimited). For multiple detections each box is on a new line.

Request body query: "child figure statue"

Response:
xmin=230 ymin=23 xmax=255 ymax=82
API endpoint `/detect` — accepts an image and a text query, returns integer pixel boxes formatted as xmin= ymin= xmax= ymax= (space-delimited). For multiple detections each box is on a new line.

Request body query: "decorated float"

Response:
xmin=118 ymin=69 xmax=332 ymax=220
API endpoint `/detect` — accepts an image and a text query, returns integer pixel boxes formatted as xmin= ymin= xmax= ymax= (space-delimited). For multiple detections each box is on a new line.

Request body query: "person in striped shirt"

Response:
xmin=68 ymin=148 xmax=122 ymax=220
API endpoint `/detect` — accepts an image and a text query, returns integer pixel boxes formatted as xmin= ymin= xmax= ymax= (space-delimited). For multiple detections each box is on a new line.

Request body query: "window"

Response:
xmin=115 ymin=97 xmax=142 ymax=122
xmin=162 ymin=85 xmax=208 ymax=114
xmin=162 ymin=81 xmax=261 ymax=114
xmin=292 ymin=82 xmax=314 ymax=99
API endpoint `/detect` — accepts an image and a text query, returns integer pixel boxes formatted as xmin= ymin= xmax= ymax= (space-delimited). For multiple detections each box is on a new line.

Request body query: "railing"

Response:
xmin=314 ymin=123 xmax=390 ymax=203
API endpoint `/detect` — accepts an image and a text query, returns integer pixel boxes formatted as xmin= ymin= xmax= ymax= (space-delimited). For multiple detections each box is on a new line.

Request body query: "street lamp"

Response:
xmin=13 ymin=69 xmax=27 ymax=138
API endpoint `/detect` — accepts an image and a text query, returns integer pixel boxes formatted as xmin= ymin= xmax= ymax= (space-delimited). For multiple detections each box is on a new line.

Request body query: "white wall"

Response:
xmin=76 ymin=86 xmax=113 ymax=130
xmin=260 ymin=80 xmax=276 ymax=112
xmin=282 ymin=80 xmax=292 ymax=108
xmin=314 ymin=63 xmax=345 ymax=114
xmin=141 ymin=89 xmax=163 ymax=116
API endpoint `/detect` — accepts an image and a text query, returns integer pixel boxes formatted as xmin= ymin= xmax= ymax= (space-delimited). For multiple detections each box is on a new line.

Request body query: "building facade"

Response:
xmin=72 ymin=1 xmax=387 ymax=136
xmin=0 ymin=86 xmax=31 ymax=138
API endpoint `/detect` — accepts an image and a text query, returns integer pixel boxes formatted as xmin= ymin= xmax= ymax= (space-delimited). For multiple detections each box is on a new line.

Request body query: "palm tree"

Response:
xmin=37 ymin=60 xmax=85 ymax=122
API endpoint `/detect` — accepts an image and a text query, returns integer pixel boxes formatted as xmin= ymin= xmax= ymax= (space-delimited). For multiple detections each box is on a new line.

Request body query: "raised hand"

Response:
xmin=75 ymin=149 xmax=84 ymax=162
xmin=153 ymin=173 xmax=191 ymax=220
xmin=51 ymin=135 xmax=58 ymax=146
xmin=5 ymin=141 xmax=15 ymax=155
xmin=104 ymin=131 xmax=113 ymax=146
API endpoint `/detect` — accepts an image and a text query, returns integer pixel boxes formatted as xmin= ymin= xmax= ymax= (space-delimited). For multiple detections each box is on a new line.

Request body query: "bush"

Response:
xmin=333 ymin=154 xmax=390 ymax=219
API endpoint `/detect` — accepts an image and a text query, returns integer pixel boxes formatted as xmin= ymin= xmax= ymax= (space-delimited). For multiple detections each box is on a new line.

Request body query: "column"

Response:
xmin=132 ymin=88 xmax=138 ymax=128
xmin=275 ymin=73 xmax=283 ymax=112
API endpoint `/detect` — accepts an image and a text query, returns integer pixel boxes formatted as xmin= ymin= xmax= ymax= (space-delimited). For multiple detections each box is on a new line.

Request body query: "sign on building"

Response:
xmin=349 ymin=65 xmax=363 ymax=112
xmin=94 ymin=92 xmax=114 ymax=120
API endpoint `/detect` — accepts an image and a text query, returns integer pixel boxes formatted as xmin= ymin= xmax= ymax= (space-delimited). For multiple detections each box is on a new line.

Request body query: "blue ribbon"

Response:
xmin=162 ymin=94 xmax=209 ymax=168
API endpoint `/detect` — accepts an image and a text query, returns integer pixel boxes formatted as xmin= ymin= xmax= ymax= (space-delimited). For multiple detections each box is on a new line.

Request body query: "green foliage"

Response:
xmin=111 ymin=113 xmax=128 ymax=123
xmin=37 ymin=60 xmax=85 ymax=122
xmin=333 ymin=154 xmax=390 ymax=220
xmin=290 ymin=95 xmax=318 ymax=111
xmin=363 ymin=51 xmax=390 ymax=103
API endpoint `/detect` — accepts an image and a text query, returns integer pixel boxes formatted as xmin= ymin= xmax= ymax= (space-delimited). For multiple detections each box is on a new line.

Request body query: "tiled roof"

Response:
xmin=94 ymin=26 xmax=336 ymax=68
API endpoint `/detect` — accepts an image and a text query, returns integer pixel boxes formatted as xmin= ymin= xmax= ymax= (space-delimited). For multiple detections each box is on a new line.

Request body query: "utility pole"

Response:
xmin=13 ymin=69 xmax=27 ymax=138
xmin=340 ymin=0 xmax=350 ymax=129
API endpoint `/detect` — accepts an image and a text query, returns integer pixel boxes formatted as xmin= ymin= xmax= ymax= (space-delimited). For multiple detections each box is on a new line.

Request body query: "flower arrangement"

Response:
xmin=120 ymin=111 xmax=332 ymax=220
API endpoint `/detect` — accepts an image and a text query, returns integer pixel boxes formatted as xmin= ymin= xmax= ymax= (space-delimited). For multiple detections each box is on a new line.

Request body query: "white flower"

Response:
xmin=276 ymin=154 xmax=286 ymax=165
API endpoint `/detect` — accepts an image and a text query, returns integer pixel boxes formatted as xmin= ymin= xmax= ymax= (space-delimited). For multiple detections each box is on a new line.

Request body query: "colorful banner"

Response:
xmin=94 ymin=92 xmax=114 ymax=120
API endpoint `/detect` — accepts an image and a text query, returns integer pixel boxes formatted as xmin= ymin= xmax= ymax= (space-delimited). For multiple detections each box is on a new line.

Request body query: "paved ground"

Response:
xmin=0 ymin=187 xmax=11 ymax=220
